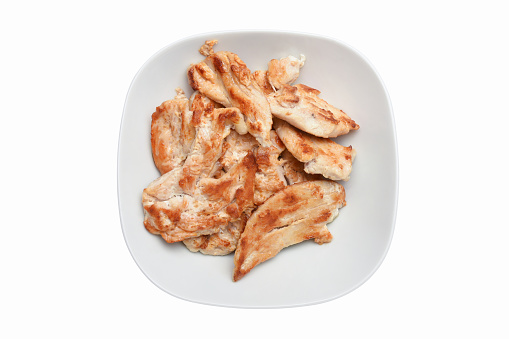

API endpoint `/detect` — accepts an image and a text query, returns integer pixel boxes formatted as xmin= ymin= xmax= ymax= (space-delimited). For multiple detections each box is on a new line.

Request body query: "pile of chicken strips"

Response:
xmin=142 ymin=40 xmax=359 ymax=281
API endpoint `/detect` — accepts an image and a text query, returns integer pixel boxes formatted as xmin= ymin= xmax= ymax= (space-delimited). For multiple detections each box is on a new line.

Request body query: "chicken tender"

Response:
xmin=274 ymin=119 xmax=356 ymax=181
xmin=268 ymin=84 xmax=359 ymax=138
xmin=233 ymin=180 xmax=346 ymax=281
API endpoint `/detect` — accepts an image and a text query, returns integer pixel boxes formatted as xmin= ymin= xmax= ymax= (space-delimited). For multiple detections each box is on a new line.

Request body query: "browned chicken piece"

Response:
xmin=179 ymin=106 xmax=248 ymax=193
xmin=143 ymin=152 xmax=257 ymax=244
xmin=198 ymin=40 xmax=218 ymax=57
xmin=254 ymin=131 xmax=287 ymax=205
xmin=151 ymin=88 xmax=195 ymax=174
xmin=233 ymin=180 xmax=346 ymax=281
xmin=280 ymin=150 xmax=322 ymax=185
xmin=188 ymin=50 xmax=273 ymax=146
xmin=267 ymin=84 xmax=359 ymax=138
xmin=252 ymin=55 xmax=306 ymax=95
xmin=267 ymin=55 xmax=306 ymax=90
xmin=274 ymin=119 xmax=356 ymax=181
xmin=183 ymin=213 xmax=248 ymax=255
xmin=219 ymin=130 xmax=259 ymax=172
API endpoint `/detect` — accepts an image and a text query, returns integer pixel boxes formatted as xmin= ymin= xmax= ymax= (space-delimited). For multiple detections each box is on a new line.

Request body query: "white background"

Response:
xmin=1 ymin=0 xmax=508 ymax=338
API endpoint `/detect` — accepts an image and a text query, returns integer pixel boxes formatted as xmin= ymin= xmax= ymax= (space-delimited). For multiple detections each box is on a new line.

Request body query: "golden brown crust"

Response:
xmin=233 ymin=180 xmax=346 ymax=281
xmin=268 ymin=84 xmax=359 ymax=138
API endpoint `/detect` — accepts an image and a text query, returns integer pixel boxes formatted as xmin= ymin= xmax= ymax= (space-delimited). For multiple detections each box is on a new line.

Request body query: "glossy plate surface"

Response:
xmin=118 ymin=30 xmax=398 ymax=308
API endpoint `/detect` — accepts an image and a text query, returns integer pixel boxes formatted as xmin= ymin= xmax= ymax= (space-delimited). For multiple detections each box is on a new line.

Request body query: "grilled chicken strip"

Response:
xmin=143 ymin=152 xmax=256 ymax=243
xmin=188 ymin=50 xmax=273 ymax=146
xmin=267 ymin=84 xmax=359 ymax=138
xmin=151 ymin=88 xmax=195 ymax=174
xmin=274 ymin=119 xmax=356 ymax=181
xmin=233 ymin=180 xmax=346 ymax=281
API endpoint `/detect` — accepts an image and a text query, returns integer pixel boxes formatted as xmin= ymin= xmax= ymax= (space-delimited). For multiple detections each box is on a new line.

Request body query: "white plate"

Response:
xmin=118 ymin=30 xmax=398 ymax=308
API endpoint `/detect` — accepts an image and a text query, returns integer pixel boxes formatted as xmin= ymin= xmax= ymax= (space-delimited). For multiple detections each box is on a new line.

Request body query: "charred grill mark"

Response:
xmin=255 ymin=149 xmax=271 ymax=166
xmin=195 ymin=63 xmax=211 ymax=79
xmin=211 ymin=55 xmax=227 ymax=73
xmin=297 ymin=84 xmax=321 ymax=95
xmin=202 ymin=178 xmax=234 ymax=200
xmin=191 ymin=109 xmax=203 ymax=126
xmin=199 ymin=237 xmax=210 ymax=249
xmin=187 ymin=67 xmax=199 ymax=91
xmin=179 ymin=171 xmax=194 ymax=191
xmin=226 ymin=202 xmax=239 ymax=217
xmin=282 ymin=192 xmax=298 ymax=205
xmin=314 ymin=210 xmax=332 ymax=224
xmin=312 ymin=103 xmax=339 ymax=124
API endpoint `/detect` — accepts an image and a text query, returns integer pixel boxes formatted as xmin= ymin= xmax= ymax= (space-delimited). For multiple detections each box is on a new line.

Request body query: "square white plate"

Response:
xmin=118 ymin=30 xmax=398 ymax=308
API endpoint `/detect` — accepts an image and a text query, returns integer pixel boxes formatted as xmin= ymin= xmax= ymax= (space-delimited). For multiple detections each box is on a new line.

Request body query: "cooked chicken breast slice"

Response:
xmin=143 ymin=152 xmax=257 ymax=243
xmin=233 ymin=180 xmax=346 ymax=281
xmin=280 ymin=150 xmax=322 ymax=185
xmin=188 ymin=50 xmax=273 ymax=146
xmin=183 ymin=213 xmax=248 ymax=255
xmin=252 ymin=55 xmax=306 ymax=95
xmin=254 ymin=130 xmax=287 ymax=205
xmin=267 ymin=55 xmax=305 ymax=90
xmin=274 ymin=119 xmax=356 ymax=181
xmin=151 ymin=88 xmax=195 ymax=174
xmin=268 ymin=84 xmax=359 ymax=138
